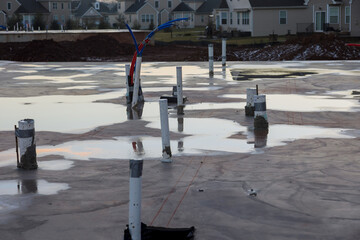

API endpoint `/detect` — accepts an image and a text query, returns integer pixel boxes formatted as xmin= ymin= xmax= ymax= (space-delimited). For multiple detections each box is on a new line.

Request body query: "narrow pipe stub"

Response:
xmin=254 ymin=95 xmax=268 ymax=129
xmin=222 ymin=38 xmax=226 ymax=67
xmin=159 ymin=99 xmax=172 ymax=162
xmin=17 ymin=119 xmax=37 ymax=170
xmin=208 ymin=44 xmax=214 ymax=75
xmin=176 ymin=66 xmax=183 ymax=107
xmin=245 ymin=88 xmax=257 ymax=116
xmin=129 ymin=159 xmax=142 ymax=240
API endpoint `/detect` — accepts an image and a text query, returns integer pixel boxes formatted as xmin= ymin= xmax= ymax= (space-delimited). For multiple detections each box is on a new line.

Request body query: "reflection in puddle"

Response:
xmin=38 ymin=160 xmax=74 ymax=171
xmin=231 ymin=68 xmax=316 ymax=81
xmin=14 ymin=74 xmax=94 ymax=84
xmin=0 ymin=117 xmax=357 ymax=164
xmin=185 ymin=102 xmax=245 ymax=110
xmin=58 ymin=86 xmax=98 ymax=90
xmin=220 ymin=94 xmax=360 ymax=112
xmin=0 ymin=90 xmax=126 ymax=132
xmin=0 ymin=179 xmax=69 ymax=196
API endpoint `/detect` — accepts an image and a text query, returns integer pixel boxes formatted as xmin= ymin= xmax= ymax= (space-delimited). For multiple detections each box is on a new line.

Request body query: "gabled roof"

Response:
xmin=196 ymin=0 xmax=228 ymax=14
xmin=172 ymin=2 xmax=194 ymax=12
xmin=71 ymin=1 xmax=81 ymax=10
xmin=125 ymin=0 xmax=146 ymax=13
xmin=249 ymin=0 xmax=305 ymax=8
xmin=15 ymin=0 xmax=49 ymax=14
xmin=182 ymin=0 xmax=206 ymax=2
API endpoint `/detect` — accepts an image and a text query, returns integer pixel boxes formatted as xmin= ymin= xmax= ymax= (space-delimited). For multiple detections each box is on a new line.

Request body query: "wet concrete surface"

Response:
xmin=0 ymin=60 xmax=360 ymax=239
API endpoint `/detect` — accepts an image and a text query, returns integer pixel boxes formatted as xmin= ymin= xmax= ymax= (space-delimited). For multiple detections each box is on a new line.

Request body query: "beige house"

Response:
xmin=0 ymin=0 xmax=21 ymax=27
xmin=249 ymin=0 xmax=310 ymax=37
xmin=351 ymin=0 xmax=360 ymax=36
xmin=306 ymin=0 xmax=352 ymax=33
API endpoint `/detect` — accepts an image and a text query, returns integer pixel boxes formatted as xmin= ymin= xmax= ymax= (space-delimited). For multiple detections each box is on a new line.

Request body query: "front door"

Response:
xmin=315 ymin=11 xmax=326 ymax=31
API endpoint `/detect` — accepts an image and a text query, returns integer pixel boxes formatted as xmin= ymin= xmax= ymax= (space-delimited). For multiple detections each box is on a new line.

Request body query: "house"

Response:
xmin=72 ymin=0 xmax=119 ymax=27
xmin=124 ymin=0 xmax=159 ymax=29
xmin=172 ymin=2 xmax=194 ymax=28
xmin=351 ymin=0 xmax=360 ymax=36
xmin=307 ymin=0 xmax=352 ymax=33
xmin=249 ymin=0 xmax=310 ymax=37
xmin=0 ymin=0 xmax=21 ymax=27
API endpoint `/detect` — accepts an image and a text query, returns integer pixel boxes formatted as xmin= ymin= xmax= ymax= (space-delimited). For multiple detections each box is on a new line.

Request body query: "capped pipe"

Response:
xmin=129 ymin=159 xmax=143 ymax=240
xmin=222 ymin=38 xmax=226 ymax=67
xmin=254 ymin=95 xmax=268 ymax=129
xmin=15 ymin=119 xmax=37 ymax=169
xmin=159 ymin=99 xmax=172 ymax=162
xmin=245 ymin=88 xmax=257 ymax=116
xmin=176 ymin=67 xmax=184 ymax=115
xmin=208 ymin=44 xmax=214 ymax=76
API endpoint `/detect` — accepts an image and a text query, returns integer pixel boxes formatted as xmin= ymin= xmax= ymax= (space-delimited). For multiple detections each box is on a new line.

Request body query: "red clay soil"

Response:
xmin=0 ymin=34 xmax=359 ymax=62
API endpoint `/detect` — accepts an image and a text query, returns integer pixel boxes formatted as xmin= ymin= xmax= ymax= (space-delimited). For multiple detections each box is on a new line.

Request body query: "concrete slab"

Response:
xmin=0 ymin=61 xmax=359 ymax=239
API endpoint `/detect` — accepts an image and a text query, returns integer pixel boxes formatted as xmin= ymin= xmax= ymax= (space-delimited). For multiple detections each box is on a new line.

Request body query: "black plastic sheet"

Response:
xmin=124 ymin=222 xmax=195 ymax=240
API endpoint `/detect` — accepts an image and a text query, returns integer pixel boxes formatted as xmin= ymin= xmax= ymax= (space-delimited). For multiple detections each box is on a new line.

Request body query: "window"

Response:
xmin=168 ymin=0 xmax=172 ymax=8
xmin=230 ymin=12 xmax=232 ymax=25
xmin=53 ymin=15 xmax=58 ymax=21
xmin=142 ymin=14 xmax=154 ymax=23
xmin=53 ymin=2 xmax=57 ymax=10
xmin=61 ymin=3 xmax=64 ymax=9
xmin=221 ymin=12 xmax=227 ymax=25
xmin=201 ymin=15 xmax=204 ymax=23
xmin=118 ymin=2 xmax=121 ymax=9
xmin=279 ymin=10 xmax=287 ymax=24
xmin=95 ymin=2 xmax=100 ymax=10
xmin=61 ymin=15 xmax=65 ymax=23
xmin=7 ymin=2 xmax=11 ymax=10
xmin=237 ymin=12 xmax=240 ymax=24
xmin=68 ymin=3 xmax=71 ymax=9
xmin=345 ymin=6 xmax=350 ymax=24
xmin=155 ymin=1 xmax=159 ymax=8
xmin=242 ymin=12 xmax=249 ymax=25
xmin=329 ymin=6 xmax=339 ymax=24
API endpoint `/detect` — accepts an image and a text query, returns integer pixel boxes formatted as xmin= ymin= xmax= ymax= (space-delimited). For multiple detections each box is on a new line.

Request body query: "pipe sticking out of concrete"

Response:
xmin=125 ymin=64 xmax=132 ymax=104
xmin=176 ymin=66 xmax=184 ymax=115
xmin=208 ymin=44 xmax=214 ymax=76
xmin=129 ymin=159 xmax=143 ymax=240
xmin=222 ymin=38 xmax=226 ymax=67
xmin=245 ymin=88 xmax=257 ymax=116
xmin=132 ymin=57 xmax=142 ymax=108
xmin=254 ymin=95 xmax=269 ymax=129
xmin=15 ymin=119 xmax=37 ymax=170
xmin=159 ymin=99 xmax=172 ymax=162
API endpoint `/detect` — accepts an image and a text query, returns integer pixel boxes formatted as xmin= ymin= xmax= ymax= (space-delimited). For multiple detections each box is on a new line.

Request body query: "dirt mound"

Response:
xmin=0 ymin=34 xmax=359 ymax=62
xmin=71 ymin=35 xmax=134 ymax=60
xmin=12 ymin=39 xmax=75 ymax=62
xmin=232 ymin=34 xmax=360 ymax=61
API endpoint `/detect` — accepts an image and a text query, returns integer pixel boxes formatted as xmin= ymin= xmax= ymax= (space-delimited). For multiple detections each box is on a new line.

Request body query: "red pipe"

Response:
xmin=346 ymin=43 xmax=360 ymax=47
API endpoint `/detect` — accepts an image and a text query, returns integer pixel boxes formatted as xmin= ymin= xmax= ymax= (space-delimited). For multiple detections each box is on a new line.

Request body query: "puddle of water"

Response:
xmin=0 ymin=90 xmax=127 ymax=133
xmin=0 ymin=179 xmax=69 ymax=196
xmin=230 ymin=68 xmax=316 ymax=81
xmin=38 ymin=160 xmax=74 ymax=171
xmin=220 ymin=94 xmax=360 ymax=112
xmin=58 ymin=85 xmax=98 ymax=90
xmin=0 ymin=117 xmax=356 ymax=165
xmin=7 ymin=70 xmax=38 ymax=73
xmin=14 ymin=74 xmax=95 ymax=84
xmin=55 ymin=64 xmax=123 ymax=74
xmin=184 ymin=102 xmax=245 ymax=111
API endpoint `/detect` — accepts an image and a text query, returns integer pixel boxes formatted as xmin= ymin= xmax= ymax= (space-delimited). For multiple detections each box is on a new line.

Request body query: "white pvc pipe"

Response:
xmin=246 ymin=88 xmax=257 ymax=108
xmin=132 ymin=57 xmax=142 ymax=108
xmin=254 ymin=95 xmax=267 ymax=120
xmin=125 ymin=64 xmax=130 ymax=103
xmin=222 ymin=38 xmax=226 ymax=67
xmin=129 ymin=159 xmax=143 ymax=240
xmin=208 ymin=44 xmax=214 ymax=75
xmin=159 ymin=99 xmax=172 ymax=162
xmin=38 ymin=26 xmax=40 ymax=31
xmin=17 ymin=119 xmax=37 ymax=169
xmin=176 ymin=66 xmax=183 ymax=106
